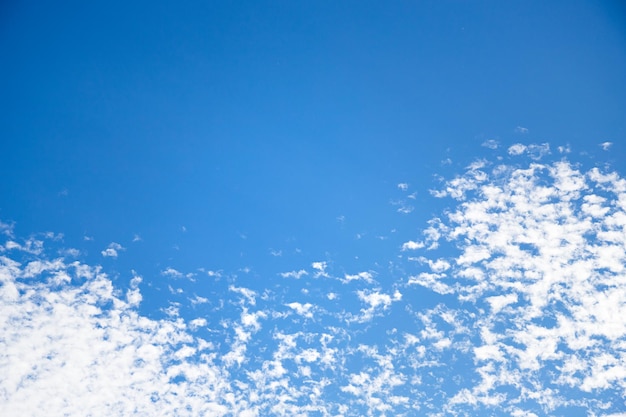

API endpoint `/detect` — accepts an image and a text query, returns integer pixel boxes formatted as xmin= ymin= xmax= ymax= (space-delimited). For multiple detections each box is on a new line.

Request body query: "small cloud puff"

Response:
xmin=101 ymin=242 xmax=124 ymax=258
xmin=312 ymin=261 xmax=329 ymax=278
xmin=162 ymin=267 xmax=183 ymax=278
xmin=515 ymin=126 xmax=529 ymax=134
xmin=600 ymin=141 xmax=613 ymax=151
xmin=401 ymin=240 xmax=424 ymax=251
xmin=508 ymin=143 xmax=527 ymax=155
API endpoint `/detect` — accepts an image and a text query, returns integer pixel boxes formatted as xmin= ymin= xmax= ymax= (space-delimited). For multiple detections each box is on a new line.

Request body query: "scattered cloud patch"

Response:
xmin=1 ymin=145 xmax=624 ymax=416
xmin=411 ymin=157 xmax=626 ymax=412
xmin=312 ymin=261 xmax=329 ymax=278
xmin=391 ymin=199 xmax=414 ymax=214
xmin=558 ymin=144 xmax=571 ymax=153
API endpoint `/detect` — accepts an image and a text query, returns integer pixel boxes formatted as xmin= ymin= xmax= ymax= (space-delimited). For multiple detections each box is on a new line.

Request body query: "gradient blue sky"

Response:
xmin=1 ymin=1 xmax=626 ymax=416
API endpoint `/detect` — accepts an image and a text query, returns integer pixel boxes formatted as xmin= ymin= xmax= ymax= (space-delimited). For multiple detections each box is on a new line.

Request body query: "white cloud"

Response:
xmin=508 ymin=143 xmax=527 ymax=155
xmin=508 ymin=143 xmax=550 ymax=160
xmin=481 ymin=139 xmax=499 ymax=149
xmin=352 ymin=290 xmax=402 ymax=323
xmin=312 ymin=261 xmax=329 ymax=278
xmin=312 ymin=261 xmax=326 ymax=270
xmin=600 ymin=141 xmax=613 ymax=150
xmin=342 ymin=271 xmax=374 ymax=284
xmin=414 ymin=157 xmax=626 ymax=412
xmin=408 ymin=272 xmax=453 ymax=294
xmin=286 ymin=302 xmax=315 ymax=319
xmin=229 ymin=285 xmax=257 ymax=305
xmin=162 ymin=267 xmax=184 ymax=278
xmin=0 ymin=221 xmax=14 ymax=237
xmin=401 ymin=240 xmax=424 ymax=251
xmin=0 ymin=254 xmax=240 ymax=417
xmin=485 ymin=293 xmax=518 ymax=313
xmin=515 ymin=126 xmax=529 ymax=134
xmin=397 ymin=183 xmax=409 ymax=191
xmin=101 ymin=242 xmax=124 ymax=258
xmin=396 ymin=204 xmax=414 ymax=214
xmin=279 ymin=269 xmax=308 ymax=279
xmin=558 ymin=144 xmax=571 ymax=153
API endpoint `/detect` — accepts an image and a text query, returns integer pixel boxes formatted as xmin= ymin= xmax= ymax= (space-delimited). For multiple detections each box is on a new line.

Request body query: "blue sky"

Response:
xmin=1 ymin=1 xmax=626 ymax=416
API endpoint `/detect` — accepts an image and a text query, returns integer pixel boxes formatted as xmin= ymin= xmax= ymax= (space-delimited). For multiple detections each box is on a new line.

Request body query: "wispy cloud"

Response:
xmin=0 ymin=220 xmax=14 ymax=237
xmin=481 ymin=139 xmax=499 ymax=149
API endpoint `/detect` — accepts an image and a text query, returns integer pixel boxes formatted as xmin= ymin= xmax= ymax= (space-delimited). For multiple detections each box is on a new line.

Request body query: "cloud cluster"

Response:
xmin=405 ymin=157 xmax=626 ymax=413
xmin=1 ymin=146 xmax=625 ymax=416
